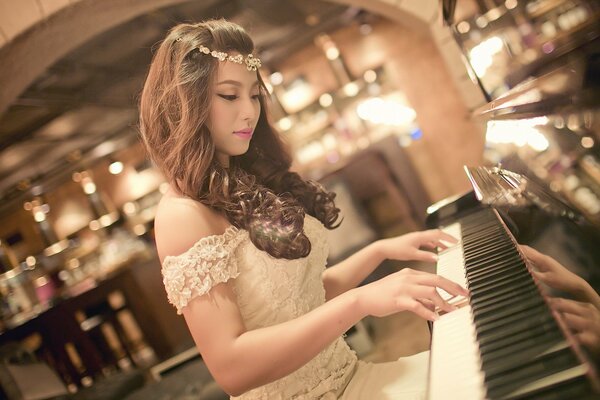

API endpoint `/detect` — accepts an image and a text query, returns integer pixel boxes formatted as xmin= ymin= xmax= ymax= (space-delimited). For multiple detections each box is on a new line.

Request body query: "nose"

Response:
xmin=240 ymin=95 xmax=258 ymax=122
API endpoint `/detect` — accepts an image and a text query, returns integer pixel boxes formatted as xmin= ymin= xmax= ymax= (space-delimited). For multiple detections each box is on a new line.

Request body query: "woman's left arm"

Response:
xmin=322 ymin=229 xmax=457 ymax=300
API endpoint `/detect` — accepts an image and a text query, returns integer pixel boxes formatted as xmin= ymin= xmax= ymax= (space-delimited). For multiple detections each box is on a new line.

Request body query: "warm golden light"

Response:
xmin=270 ymin=72 xmax=283 ymax=86
xmin=485 ymin=118 xmax=550 ymax=151
xmin=25 ymin=256 xmax=36 ymax=267
xmin=123 ymin=202 xmax=137 ymax=215
xmin=343 ymin=82 xmax=359 ymax=97
xmin=581 ymin=137 xmax=594 ymax=149
xmin=325 ymin=47 xmax=339 ymax=60
xmin=363 ymin=70 xmax=377 ymax=83
xmin=108 ymin=161 xmax=124 ymax=175
xmin=278 ymin=117 xmax=292 ymax=131
xmin=319 ymin=93 xmax=333 ymax=107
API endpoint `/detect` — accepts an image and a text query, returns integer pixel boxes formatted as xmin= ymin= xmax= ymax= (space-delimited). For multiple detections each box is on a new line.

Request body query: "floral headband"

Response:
xmin=177 ymin=37 xmax=262 ymax=71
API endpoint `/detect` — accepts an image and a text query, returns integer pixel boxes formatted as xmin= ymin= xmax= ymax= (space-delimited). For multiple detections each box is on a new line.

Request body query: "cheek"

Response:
xmin=208 ymin=103 xmax=230 ymax=134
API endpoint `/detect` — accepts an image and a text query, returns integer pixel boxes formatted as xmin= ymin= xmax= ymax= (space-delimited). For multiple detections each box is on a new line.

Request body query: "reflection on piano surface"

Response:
xmin=427 ymin=166 xmax=600 ymax=400
xmin=434 ymin=1 xmax=600 ymax=397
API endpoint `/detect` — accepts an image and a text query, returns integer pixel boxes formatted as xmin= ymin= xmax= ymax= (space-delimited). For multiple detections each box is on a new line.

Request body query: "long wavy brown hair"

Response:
xmin=139 ymin=19 xmax=340 ymax=259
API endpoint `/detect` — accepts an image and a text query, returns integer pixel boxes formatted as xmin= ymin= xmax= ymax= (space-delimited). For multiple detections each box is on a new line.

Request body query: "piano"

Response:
xmin=427 ymin=165 xmax=600 ymax=400
xmin=429 ymin=1 xmax=600 ymax=396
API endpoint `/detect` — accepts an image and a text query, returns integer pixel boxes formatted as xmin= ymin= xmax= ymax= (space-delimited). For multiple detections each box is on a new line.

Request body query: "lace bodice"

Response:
xmin=161 ymin=215 xmax=357 ymax=399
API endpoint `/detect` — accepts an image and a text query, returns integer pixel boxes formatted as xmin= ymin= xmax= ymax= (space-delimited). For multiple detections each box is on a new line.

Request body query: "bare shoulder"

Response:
xmin=154 ymin=186 xmax=230 ymax=263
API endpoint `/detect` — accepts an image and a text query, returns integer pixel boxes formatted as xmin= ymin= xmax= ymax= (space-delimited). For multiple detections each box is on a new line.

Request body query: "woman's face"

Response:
xmin=207 ymin=55 xmax=261 ymax=166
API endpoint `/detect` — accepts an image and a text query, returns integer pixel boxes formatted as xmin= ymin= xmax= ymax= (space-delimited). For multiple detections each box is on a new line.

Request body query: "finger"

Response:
xmin=412 ymin=250 xmax=439 ymax=263
xmin=424 ymin=240 xmax=451 ymax=251
xmin=550 ymin=298 xmax=589 ymax=316
xmin=574 ymin=332 xmax=600 ymax=355
xmin=421 ymin=241 xmax=438 ymax=250
xmin=561 ymin=312 xmax=589 ymax=332
xmin=411 ymin=286 xmax=455 ymax=313
xmin=421 ymin=229 xmax=458 ymax=245
xmin=399 ymin=298 xmax=438 ymax=321
xmin=415 ymin=273 xmax=469 ymax=297
xmin=418 ymin=299 xmax=436 ymax=312
xmin=434 ymin=240 xmax=452 ymax=250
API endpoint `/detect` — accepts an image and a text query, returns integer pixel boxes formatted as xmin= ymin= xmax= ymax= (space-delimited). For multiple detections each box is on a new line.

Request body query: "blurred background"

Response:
xmin=0 ymin=0 xmax=598 ymax=398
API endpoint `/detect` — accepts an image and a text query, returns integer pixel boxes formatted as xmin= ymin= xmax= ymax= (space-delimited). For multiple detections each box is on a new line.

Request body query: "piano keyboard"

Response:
xmin=428 ymin=207 xmax=598 ymax=400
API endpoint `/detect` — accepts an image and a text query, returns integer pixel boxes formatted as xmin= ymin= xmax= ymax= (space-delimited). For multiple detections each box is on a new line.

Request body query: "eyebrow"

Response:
xmin=217 ymin=79 xmax=260 ymax=88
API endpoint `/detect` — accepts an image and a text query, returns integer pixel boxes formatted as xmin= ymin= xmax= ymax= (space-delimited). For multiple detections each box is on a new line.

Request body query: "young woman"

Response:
xmin=139 ymin=19 xmax=468 ymax=399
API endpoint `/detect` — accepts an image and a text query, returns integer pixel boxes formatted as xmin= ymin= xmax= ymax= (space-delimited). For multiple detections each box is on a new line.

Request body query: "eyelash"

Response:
xmin=218 ymin=94 xmax=261 ymax=101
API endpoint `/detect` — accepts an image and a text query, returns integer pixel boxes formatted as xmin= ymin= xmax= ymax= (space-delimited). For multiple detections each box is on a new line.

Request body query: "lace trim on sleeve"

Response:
xmin=161 ymin=226 xmax=245 ymax=314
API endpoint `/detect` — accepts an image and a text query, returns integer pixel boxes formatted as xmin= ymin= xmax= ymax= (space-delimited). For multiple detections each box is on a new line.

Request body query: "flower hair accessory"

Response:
xmin=198 ymin=45 xmax=262 ymax=71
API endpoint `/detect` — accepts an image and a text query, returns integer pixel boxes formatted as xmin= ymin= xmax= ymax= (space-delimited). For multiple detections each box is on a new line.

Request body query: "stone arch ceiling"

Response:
xmin=0 ymin=0 xmax=439 ymax=116
xmin=0 ymin=0 xmax=192 ymax=116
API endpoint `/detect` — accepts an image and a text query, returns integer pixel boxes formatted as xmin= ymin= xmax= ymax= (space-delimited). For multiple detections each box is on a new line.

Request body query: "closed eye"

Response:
xmin=217 ymin=94 xmax=238 ymax=101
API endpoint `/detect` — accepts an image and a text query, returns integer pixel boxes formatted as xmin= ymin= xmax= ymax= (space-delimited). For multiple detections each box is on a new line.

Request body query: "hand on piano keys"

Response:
xmin=429 ymin=208 xmax=600 ymax=399
xmin=375 ymin=228 xmax=461 ymax=264
xmin=355 ymin=267 xmax=469 ymax=321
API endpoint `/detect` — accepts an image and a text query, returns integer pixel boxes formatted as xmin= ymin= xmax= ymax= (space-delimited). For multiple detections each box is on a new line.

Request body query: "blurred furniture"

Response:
xmin=0 ymin=342 xmax=145 ymax=400
xmin=321 ymin=146 xmax=427 ymax=243
xmin=0 ymin=254 xmax=194 ymax=387
xmin=67 ymin=254 xmax=195 ymax=362
xmin=0 ymin=302 xmax=105 ymax=387
xmin=78 ymin=300 xmax=136 ymax=371
xmin=125 ymin=347 xmax=227 ymax=400
xmin=0 ymin=342 xmax=68 ymax=400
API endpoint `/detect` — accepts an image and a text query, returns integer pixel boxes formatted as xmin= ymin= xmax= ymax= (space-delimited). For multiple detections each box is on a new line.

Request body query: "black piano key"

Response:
xmin=464 ymin=240 xmax=514 ymax=257
xmin=471 ymin=282 xmax=536 ymax=310
xmin=474 ymin=299 xmax=546 ymax=333
xmin=480 ymin=331 xmax=564 ymax=368
xmin=466 ymin=258 xmax=525 ymax=282
xmin=468 ymin=265 xmax=529 ymax=288
xmin=482 ymin=339 xmax=567 ymax=379
xmin=485 ymin=348 xmax=580 ymax=399
xmin=470 ymin=279 xmax=534 ymax=307
xmin=469 ymin=271 xmax=533 ymax=297
xmin=463 ymin=237 xmax=510 ymax=254
xmin=463 ymin=237 xmax=512 ymax=254
xmin=476 ymin=311 xmax=555 ymax=346
xmin=501 ymin=375 xmax=595 ymax=400
xmin=471 ymin=286 xmax=533 ymax=311
xmin=479 ymin=319 xmax=560 ymax=356
xmin=472 ymin=290 xmax=543 ymax=318
xmin=465 ymin=249 xmax=521 ymax=273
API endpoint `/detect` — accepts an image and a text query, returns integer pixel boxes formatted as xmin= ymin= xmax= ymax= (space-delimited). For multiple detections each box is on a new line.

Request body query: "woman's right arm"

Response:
xmin=182 ymin=268 xmax=466 ymax=396
xmin=156 ymin=197 xmax=467 ymax=396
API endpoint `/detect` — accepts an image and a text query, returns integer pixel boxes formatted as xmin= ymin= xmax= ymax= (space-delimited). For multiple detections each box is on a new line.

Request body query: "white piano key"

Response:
xmin=436 ymin=222 xmax=467 ymax=300
xmin=428 ymin=305 xmax=486 ymax=400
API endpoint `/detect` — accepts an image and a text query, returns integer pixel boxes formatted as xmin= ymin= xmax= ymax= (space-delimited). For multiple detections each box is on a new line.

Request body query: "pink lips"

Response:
xmin=233 ymin=128 xmax=253 ymax=140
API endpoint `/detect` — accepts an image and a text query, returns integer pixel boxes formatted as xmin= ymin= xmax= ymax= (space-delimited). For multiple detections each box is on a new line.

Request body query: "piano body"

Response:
xmin=426 ymin=166 xmax=600 ymax=399
xmin=428 ymin=2 xmax=600 ymax=397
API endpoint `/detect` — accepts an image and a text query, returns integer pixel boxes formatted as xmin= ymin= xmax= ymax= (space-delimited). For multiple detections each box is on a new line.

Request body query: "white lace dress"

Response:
xmin=161 ymin=215 xmax=429 ymax=400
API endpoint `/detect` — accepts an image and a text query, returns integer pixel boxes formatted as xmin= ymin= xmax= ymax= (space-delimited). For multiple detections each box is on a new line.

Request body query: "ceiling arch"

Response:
xmin=0 ymin=0 xmax=438 ymax=116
